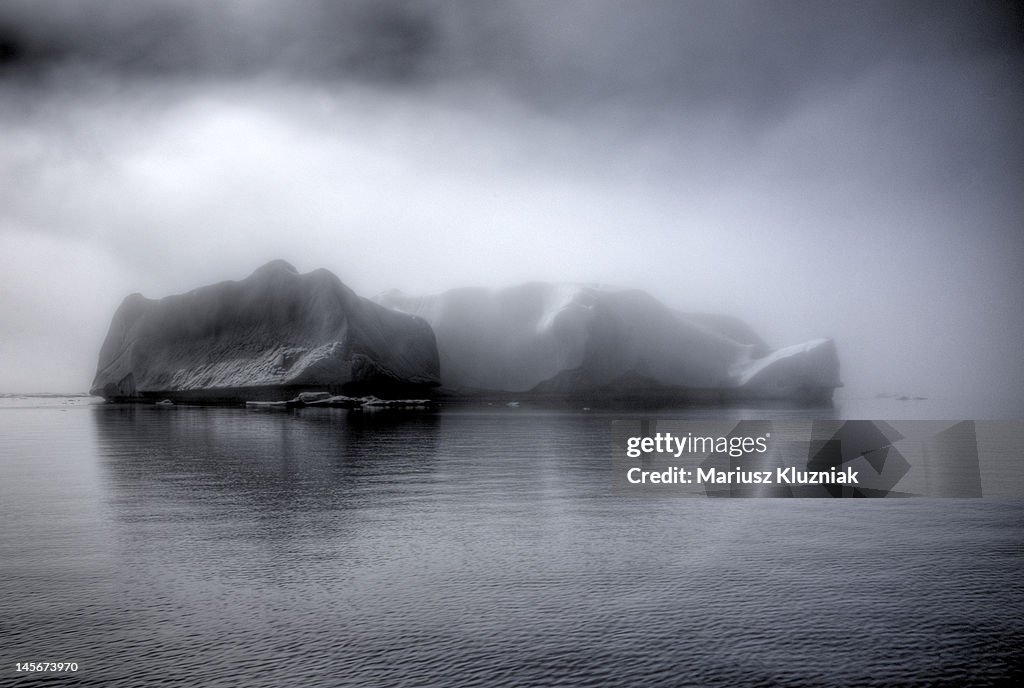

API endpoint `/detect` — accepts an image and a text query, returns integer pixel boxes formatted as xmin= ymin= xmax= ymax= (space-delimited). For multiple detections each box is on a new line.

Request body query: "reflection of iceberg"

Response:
xmin=91 ymin=261 xmax=440 ymax=403
xmin=376 ymin=283 xmax=841 ymax=402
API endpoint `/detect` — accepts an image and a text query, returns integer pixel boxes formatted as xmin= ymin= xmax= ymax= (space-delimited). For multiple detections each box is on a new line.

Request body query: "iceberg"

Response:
xmin=90 ymin=261 xmax=440 ymax=403
xmin=731 ymin=337 xmax=841 ymax=399
xmin=91 ymin=263 xmax=839 ymax=405
xmin=375 ymin=283 xmax=840 ymax=402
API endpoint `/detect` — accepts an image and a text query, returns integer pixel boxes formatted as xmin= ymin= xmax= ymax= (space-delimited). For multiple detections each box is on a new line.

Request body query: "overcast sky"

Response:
xmin=1 ymin=0 xmax=1021 ymax=407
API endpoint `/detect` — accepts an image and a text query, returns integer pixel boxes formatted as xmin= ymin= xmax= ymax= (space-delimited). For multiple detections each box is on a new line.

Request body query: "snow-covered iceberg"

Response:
xmin=375 ymin=283 xmax=840 ymax=402
xmin=91 ymin=261 xmax=440 ymax=402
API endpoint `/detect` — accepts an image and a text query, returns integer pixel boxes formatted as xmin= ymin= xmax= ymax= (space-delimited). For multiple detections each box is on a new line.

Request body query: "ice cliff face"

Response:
xmin=91 ymin=261 xmax=440 ymax=402
xmin=375 ymin=283 xmax=840 ymax=400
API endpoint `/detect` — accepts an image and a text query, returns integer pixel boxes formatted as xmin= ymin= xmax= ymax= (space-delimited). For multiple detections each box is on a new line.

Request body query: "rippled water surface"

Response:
xmin=2 ymin=398 xmax=1022 ymax=686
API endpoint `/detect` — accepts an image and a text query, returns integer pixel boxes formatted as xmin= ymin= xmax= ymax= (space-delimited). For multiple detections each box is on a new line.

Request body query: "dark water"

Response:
xmin=2 ymin=398 xmax=1022 ymax=687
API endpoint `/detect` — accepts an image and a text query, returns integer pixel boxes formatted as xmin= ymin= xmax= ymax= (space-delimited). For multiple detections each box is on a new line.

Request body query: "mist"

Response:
xmin=1 ymin=0 xmax=1021 ymax=408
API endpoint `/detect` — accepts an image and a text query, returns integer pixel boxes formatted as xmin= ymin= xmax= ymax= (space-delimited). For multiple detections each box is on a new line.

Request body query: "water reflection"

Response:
xmin=93 ymin=405 xmax=443 ymax=491
xmin=2 ymin=402 xmax=1018 ymax=686
xmin=88 ymin=403 xmax=836 ymax=574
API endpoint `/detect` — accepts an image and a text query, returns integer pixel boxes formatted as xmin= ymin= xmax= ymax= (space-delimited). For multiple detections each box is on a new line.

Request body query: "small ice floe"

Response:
xmin=357 ymin=396 xmax=432 ymax=411
xmin=244 ymin=400 xmax=290 ymax=409
xmin=296 ymin=392 xmax=332 ymax=404
xmin=245 ymin=394 xmax=434 ymax=411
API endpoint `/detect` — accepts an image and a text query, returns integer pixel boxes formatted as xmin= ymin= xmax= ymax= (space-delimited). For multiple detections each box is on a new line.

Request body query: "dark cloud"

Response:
xmin=1 ymin=1 xmax=1020 ymax=109
xmin=0 ymin=0 xmax=439 ymax=82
